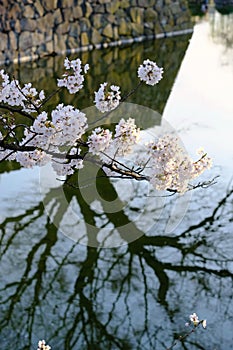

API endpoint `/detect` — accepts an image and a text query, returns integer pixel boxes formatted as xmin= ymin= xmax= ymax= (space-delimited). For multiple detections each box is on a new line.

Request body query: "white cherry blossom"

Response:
xmin=37 ymin=339 xmax=51 ymax=350
xmin=57 ymin=57 xmax=88 ymax=94
xmin=0 ymin=70 xmax=45 ymax=112
xmin=88 ymin=127 xmax=112 ymax=155
xmin=137 ymin=59 xmax=163 ymax=85
xmin=15 ymin=149 xmax=51 ymax=168
xmin=94 ymin=82 xmax=121 ymax=113
xmin=146 ymin=135 xmax=212 ymax=193
xmin=114 ymin=117 xmax=140 ymax=155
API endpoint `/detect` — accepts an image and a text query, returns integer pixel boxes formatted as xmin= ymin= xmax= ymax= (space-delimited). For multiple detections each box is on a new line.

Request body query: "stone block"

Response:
xmin=37 ymin=13 xmax=55 ymax=31
xmin=154 ymin=21 xmax=164 ymax=35
xmin=138 ymin=0 xmax=155 ymax=6
xmin=106 ymin=2 xmax=120 ymax=14
xmin=106 ymin=14 xmax=116 ymax=24
xmin=41 ymin=0 xmax=58 ymax=11
xmin=115 ymin=9 xmax=127 ymax=18
xmin=67 ymin=36 xmax=79 ymax=49
xmin=53 ymin=9 xmax=63 ymax=25
xmin=170 ymin=3 xmax=181 ymax=15
xmin=113 ymin=26 xmax=119 ymax=40
xmin=95 ymin=4 xmax=106 ymax=13
xmin=102 ymin=23 xmax=113 ymax=38
xmin=144 ymin=26 xmax=154 ymax=36
xmin=7 ymin=3 xmax=21 ymax=20
xmin=85 ymin=2 xmax=93 ymax=18
xmin=144 ymin=8 xmax=157 ymax=22
xmin=34 ymin=2 xmax=44 ymax=17
xmin=155 ymin=0 xmax=164 ymax=11
xmin=91 ymin=28 xmax=102 ymax=44
xmin=118 ymin=19 xmax=131 ymax=36
xmin=0 ymin=0 xmax=9 ymax=7
xmin=131 ymin=23 xmax=144 ymax=35
xmin=20 ymin=18 xmax=37 ymax=31
xmin=56 ymin=21 xmax=70 ymax=35
xmin=130 ymin=8 xmax=144 ymax=24
xmin=81 ymin=32 xmax=89 ymax=46
xmin=79 ymin=18 xmax=91 ymax=32
xmin=44 ymin=29 xmax=53 ymax=42
xmin=69 ymin=22 xmax=80 ymax=38
xmin=54 ymin=33 xmax=67 ymax=53
xmin=14 ymin=20 xmax=21 ymax=33
xmin=93 ymin=14 xmax=104 ymax=29
xmin=8 ymin=31 xmax=17 ymax=50
xmin=73 ymin=6 xmax=83 ymax=19
xmin=119 ymin=0 xmax=130 ymax=8
xmin=0 ymin=5 xmax=7 ymax=17
xmin=0 ymin=33 xmax=8 ymax=51
xmin=24 ymin=5 xmax=35 ymax=19
xmin=45 ymin=40 xmax=54 ymax=54
xmin=176 ymin=15 xmax=187 ymax=25
xmin=62 ymin=8 xmax=73 ymax=22
xmin=19 ymin=32 xmax=33 ymax=50
xmin=33 ymin=32 xmax=45 ymax=46
xmin=1 ymin=20 xmax=11 ymax=32
xmin=60 ymin=0 xmax=74 ymax=7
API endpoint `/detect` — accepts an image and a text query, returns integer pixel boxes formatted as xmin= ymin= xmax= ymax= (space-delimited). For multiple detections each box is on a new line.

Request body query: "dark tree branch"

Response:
xmin=0 ymin=104 xmax=35 ymax=120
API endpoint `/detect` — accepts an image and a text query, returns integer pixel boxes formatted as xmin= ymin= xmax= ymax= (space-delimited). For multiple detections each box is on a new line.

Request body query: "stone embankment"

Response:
xmin=0 ymin=0 xmax=193 ymax=64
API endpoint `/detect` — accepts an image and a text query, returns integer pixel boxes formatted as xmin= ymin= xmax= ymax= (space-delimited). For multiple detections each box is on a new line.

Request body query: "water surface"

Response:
xmin=0 ymin=10 xmax=233 ymax=350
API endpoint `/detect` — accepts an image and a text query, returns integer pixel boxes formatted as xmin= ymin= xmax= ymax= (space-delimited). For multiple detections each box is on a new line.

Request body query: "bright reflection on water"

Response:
xmin=0 ymin=10 xmax=233 ymax=350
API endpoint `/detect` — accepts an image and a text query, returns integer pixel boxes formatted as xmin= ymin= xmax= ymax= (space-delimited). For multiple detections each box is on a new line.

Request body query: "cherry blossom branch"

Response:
xmin=0 ymin=57 xmax=214 ymax=194
xmin=166 ymin=314 xmax=207 ymax=350
xmin=166 ymin=328 xmax=196 ymax=350
xmin=0 ymin=104 xmax=35 ymax=120
xmin=38 ymin=87 xmax=62 ymax=108
xmin=14 ymin=78 xmax=41 ymax=114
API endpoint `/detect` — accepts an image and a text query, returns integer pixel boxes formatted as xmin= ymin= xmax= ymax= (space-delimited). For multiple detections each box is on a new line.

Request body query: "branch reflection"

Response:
xmin=0 ymin=175 xmax=232 ymax=349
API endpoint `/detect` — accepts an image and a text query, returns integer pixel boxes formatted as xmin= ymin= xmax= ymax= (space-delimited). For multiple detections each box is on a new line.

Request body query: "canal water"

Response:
xmin=0 ymin=9 xmax=233 ymax=350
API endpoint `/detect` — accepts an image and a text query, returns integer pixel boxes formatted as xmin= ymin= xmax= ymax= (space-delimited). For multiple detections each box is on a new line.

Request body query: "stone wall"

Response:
xmin=0 ymin=0 xmax=192 ymax=65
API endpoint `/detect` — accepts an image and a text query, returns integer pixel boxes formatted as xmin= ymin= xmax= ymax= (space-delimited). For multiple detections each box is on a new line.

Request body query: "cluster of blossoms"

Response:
xmin=50 ymin=104 xmax=87 ymax=146
xmin=94 ymin=82 xmax=121 ymax=113
xmin=25 ymin=104 xmax=87 ymax=149
xmin=95 ymin=118 xmax=141 ymax=167
xmin=15 ymin=149 xmax=50 ymax=168
xmin=0 ymin=70 xmax=45 ymax=112
xmin=37 ymin=340 xmax=51 ymax=350
xmin=114 ymin=117 xmax=140 ymax=155
xmin=186 ymin=313 xmax=207 ymax=329
xmin=137 ymin=59 xmax=163 ymax=86
xmin=87 ymin=127 xmax=112 ymax=155
xmin=0 ymin=56 xmax=213 ymax=191
xmin=1 ymin=104 xmax=87 ymax=171
xmin=57 ymin=57 xmax=89 ymax=94
xmin=145 ymin=135 xmax=212 ymax=193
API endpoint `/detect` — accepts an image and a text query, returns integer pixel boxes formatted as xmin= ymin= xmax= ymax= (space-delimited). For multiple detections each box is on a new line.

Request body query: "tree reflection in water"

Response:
xmin=0 ymin=172 xmax=232 ymax=349
xmin=1 ymin=34 xmax=233 ymax=350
